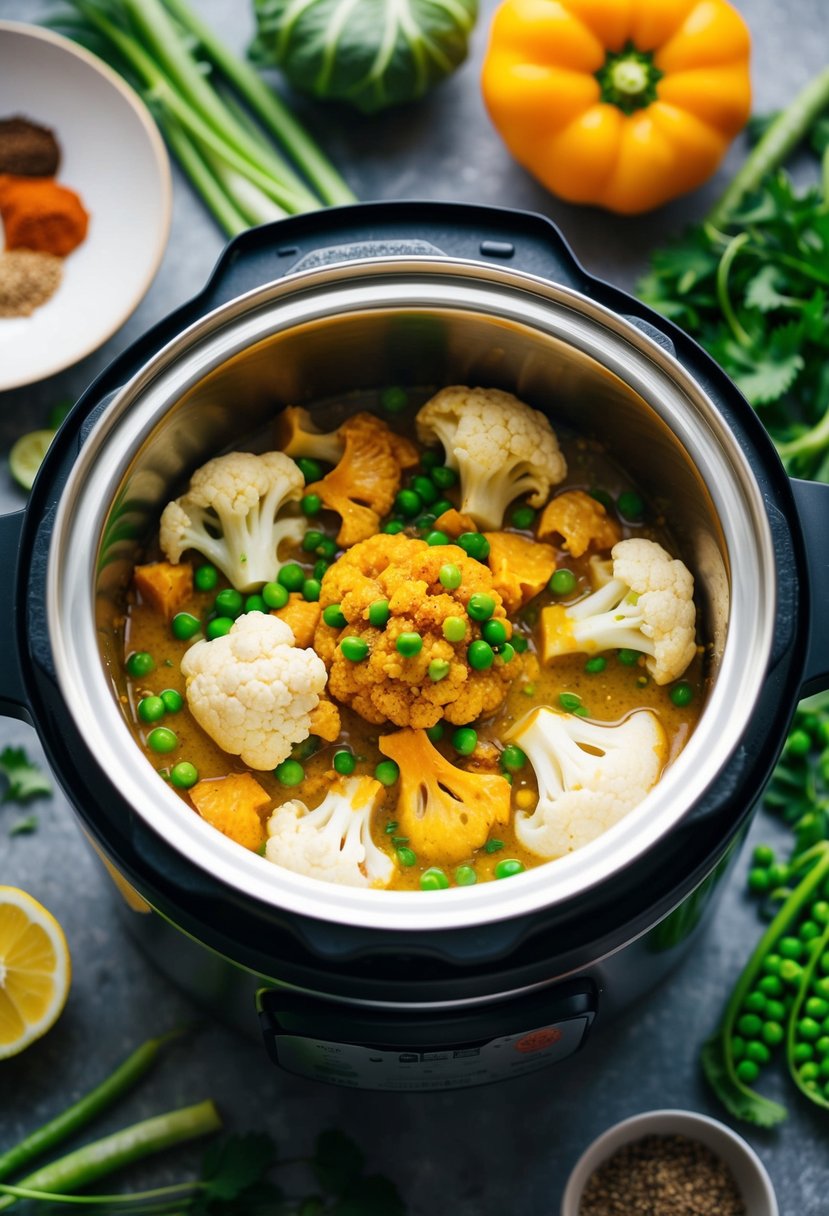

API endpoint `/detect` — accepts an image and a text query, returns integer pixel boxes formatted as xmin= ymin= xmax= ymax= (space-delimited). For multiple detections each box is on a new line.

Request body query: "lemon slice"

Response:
xmin=9 ymin=429 xmax=56 ymax=492
xmin=0 ymin=886 xmax=71 ymax=1058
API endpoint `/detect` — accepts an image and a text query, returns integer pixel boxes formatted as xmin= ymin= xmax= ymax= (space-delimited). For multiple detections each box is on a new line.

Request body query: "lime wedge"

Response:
xmin=9 ymin=429 xmax=56 ymax=492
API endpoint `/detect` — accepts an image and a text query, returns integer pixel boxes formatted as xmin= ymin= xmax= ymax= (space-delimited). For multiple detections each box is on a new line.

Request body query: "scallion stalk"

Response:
xmin=160 ymin=115 xmax=249 ymax=236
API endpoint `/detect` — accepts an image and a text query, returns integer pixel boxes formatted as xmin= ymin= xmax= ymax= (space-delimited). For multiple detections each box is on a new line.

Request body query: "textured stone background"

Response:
xmin=0 ymin=0 xmax=827 ymax=1211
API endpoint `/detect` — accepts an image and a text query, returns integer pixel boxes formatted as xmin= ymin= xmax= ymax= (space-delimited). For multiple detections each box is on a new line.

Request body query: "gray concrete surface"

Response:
xmin=1 ymin=0 xmax=828 ymax=1211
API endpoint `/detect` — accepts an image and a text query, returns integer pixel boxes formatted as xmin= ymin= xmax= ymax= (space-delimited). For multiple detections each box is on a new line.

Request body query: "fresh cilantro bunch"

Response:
xmin=639 ymin=74 xmax=829 ymax=480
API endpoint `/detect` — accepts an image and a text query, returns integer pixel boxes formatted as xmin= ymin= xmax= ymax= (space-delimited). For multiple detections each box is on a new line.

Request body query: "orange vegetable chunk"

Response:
xmin=484 ymin=531 xmax=557 ymax=612
xmin=272 ymin=594 xmax=321 ymax=648
xmin=537 ymin=490 xmax=621 ymax=557
xmin=133 ymin=561 xmax=194 ymax=619
xmin=189 ymin=773 xmax=271 ymax=852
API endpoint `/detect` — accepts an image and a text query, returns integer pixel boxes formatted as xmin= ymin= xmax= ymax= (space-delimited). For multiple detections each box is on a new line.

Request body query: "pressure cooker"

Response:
xmin=3 ymin=202 xmax=827 ymax=1091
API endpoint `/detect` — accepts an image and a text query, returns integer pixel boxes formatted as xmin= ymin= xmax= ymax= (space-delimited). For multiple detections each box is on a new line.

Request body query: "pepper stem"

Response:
xmin=596 ymin=43 xmax=663 ymax=115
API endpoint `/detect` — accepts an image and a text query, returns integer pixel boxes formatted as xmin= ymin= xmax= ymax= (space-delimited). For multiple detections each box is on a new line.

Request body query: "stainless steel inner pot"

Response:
xmin=47 ymin=257 xmax=776 ymax=932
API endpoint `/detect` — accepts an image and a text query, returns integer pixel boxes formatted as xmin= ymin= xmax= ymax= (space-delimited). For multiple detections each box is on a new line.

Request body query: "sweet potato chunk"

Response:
xmin=189 ymin=773 xmax=270 ymax=852
xmin=308 ymin=698 xmax=341 ymax=742
xmin=537 ymin=491 xmax=621 ymax=558
xmin=484 ymin=531 xmax=556 ymax=612
xmin=434 ymin=508 xmax=477 ymax=538
xmin=272 ymin=594 xmax=321 ymax=648
xmin=133 ymin=561 xmax=193 ymax=619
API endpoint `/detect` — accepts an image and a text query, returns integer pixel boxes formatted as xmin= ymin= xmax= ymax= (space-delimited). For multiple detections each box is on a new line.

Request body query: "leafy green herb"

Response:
xmin=483 ymin=839 xmax=504 ymax=854
xmin=0 ymin=747 xmax=51 ymax=803
xmin=9 ymin=814 xmax=38 ymax=836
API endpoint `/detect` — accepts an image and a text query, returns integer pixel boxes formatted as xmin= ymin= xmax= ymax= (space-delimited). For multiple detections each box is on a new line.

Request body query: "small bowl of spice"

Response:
xmin=560 ymin=1109 xmax=778 ymax=1216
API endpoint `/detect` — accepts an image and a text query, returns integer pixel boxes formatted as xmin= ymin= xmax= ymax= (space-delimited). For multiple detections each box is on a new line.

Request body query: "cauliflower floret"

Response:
xmin=379 ymin=729 xmax=511 ymax=864
xmin=306 ymin=413 xmax=418 ymax=547
xmin=274 ymin=405 xmax=345 ymax=465
xmin=265 ymin=776 xmax=393 ymax=888
xmin=508 ymin=707 xmax=667 ymax=859
xmin=159 ymin=451 xmax=304 ymax=592
xmin=416 ymin=386 xmax=566 ymax=530
xmin=484 ymin=531 xmax=557 ymax=613
xmin=315 ymin=534 xmax=519 ymax=728
xmin=540 ymin=537 xmax=697 ymax=685
xmin=180 ymin=613 xmax=327 ymax=769
xmin=537 ymin=490 xmax=621 ymax=558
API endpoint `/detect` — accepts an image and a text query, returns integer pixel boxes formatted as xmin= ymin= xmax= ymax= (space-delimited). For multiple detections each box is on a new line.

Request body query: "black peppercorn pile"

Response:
xmin=579 ymin=1134 xmax=747 ymax=1216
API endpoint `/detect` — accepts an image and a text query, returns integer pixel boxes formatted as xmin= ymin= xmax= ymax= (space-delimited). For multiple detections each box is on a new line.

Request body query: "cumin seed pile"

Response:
xmin=0 ymin=249 xmax=62 ymax=316
xmin=578 ymin=1134 xmax=746 ymax=1216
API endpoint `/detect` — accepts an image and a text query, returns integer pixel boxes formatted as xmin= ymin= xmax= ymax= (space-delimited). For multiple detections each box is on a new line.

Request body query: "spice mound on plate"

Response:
xmin=0 ymin=175 xmax=88 ymax=257
xmin=0 ymin=115 xmax=60 ymax=177
xmin=0 ymin=250 xmax=62 ymax=318
xmin=579 ymin=1134 xmax=746 ymax=1216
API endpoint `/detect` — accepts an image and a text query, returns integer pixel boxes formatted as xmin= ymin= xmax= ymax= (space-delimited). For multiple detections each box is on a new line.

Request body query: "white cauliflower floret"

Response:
xmin=159 ymin=450 xmax=305 ymax=592
xmin=416 ymin=386 xmax=566 ymax=530
xmin=180 ymin=613 xmax=327 ymax=770
xmin=265 ymin=776 xmax=393 ymax=888
xmin=541 ymin=537 xmax=697 ymax=685
xmin=508 ymin=707 xmax=667 ymax=859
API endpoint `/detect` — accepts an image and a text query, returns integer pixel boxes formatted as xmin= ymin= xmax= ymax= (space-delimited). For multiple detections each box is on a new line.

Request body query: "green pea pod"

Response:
xmin=787 ymin=917 xmax=829 ymax=1110
xmin=702 ymin=842 xmax=829 ymax=1126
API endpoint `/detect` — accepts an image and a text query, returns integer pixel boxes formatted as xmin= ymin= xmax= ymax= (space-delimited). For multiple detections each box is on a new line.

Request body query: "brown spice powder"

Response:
xmin=0 ymin=115 xmax=60 ymax=177
xmin=0 ymin=249 xmax=62 ymax=317
xmin=578 ymin=1134 xmax=747 ymax=1216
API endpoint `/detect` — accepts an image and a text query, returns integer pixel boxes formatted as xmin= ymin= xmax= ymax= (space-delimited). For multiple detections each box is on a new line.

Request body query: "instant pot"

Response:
xmin=3 ymin=202 xmax=828 ymax=1091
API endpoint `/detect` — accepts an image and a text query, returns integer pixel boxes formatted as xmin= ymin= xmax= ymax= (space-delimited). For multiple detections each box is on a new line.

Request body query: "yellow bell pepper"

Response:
xmin=481 ymin=0 xmax=752 ymax=214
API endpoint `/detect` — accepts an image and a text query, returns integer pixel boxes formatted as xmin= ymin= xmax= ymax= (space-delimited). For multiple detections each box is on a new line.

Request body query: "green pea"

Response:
xmin=762 ymin=1021 xmax=784 ymax=1046
xmin=765 ymin=1000 xmax=786 ymax=1022
xmin=295 ymin=456 xmax=323 ymax=483
xmin=735 ymin=1059 xmax=759 ymax=1084
xmin=457 ymin=532 xmax=490 ymax=561
xmin=421 ymin=867 xmax=450 ymax=891
xmin=426 ymin=531 xmax=450 ymax=546
xmin=589 ymin=487 xmax=614 ymax=510
xmin=432 ymin=498 xmax=453 ymax=518
xmin=302 ymin=579 xmax=321 ymax=602
xmin=138 ymin=696 xmax=165 ymax=724
xmin=798 ymin=1017 xmax=821 ymax=1041
xmin=585 ymin=656 xmax=607 ymax=674
xmin=549 ymin=569 xmax=577 ymax=595
xmin=744 ymin=991 xmax=767 ymax=1014
xmin=302 ymin=529 xmax=324 ymax=552
xmin=500 ymin=744 xmax=526 ymax=772
xmin=468 ymin=593 xmax=495 ymax=622
xmin=316 ymin=537 xmax=337 ymax=560
xmin=779 ymin=936 xmax=803 ymax=960
xmin=301 ymin=493 xmax=322 ymax=516
xmin=753 ymin=844 xmax=775 ymax=867
xmin=495 ymin=859 xmax=525 ymax=880
xmin=375 ymin=760 xmax=400 ymax=786
xmin=510 ymin=505 xmax=535 ymax=529
xmin=396 ymin=632 xmax=423 ymax=657
xmin=736 ymin=1013 xmax=762 ymax=1037
xmin=262 ymin=581 xmax=289 ymax=610
xmin=792 ymin=1042 xmax=814 ymax=1063
xmin=812 ymin=901 xmax=829 ymax=925
xmin=126 ymin=651 xmax=155 ymax=678
xmin=730 ymin=1036 xmax=745 ymax=1060
xmin=617 ymin=648 xmax=640 ymax=666
xmin=313 ymin=559 xmax=329 ymax=581
xmin=443 ymin=616 xmax=466 ymax=643
xmin=748 ymin=868 xmax=770 ymax=894
xmin=215 ymin=588 xmax=244 ymax=618
xmin=368 ymin=599 xmax=390 ymax=629
xmin=341 ymin=636 xmax=369 ymax=662
xmin=439 ymin=563 xmax=462 ymax=590
xmin=431 ymin=465 xmax=457 ymax=490
xmin=480 ymin=619 xmax=506 ymax=647
xmin=147 ymin=727 xmax=177 ymax=754
xmin=512 ymin=635 xmax=529 ymax=654
xmin=323 ymin=604 xmax=348 ymax=629
xmin=333 ymin=750 xmax=356 ymax=775
xmin=745 ymin=1041 xmax=770 ymax=1065
xmin=415 ymin=513 xmax=437 ymax=532
xmin=816 ymin=1036 xmax=829 ymax=1057
xmin=617 ymin=490 xmax=645 ymax=520
xmin=801 ymin=920 xmax=821 ymax=942
xmin=170 ymin=761 xmax=199 ymax=789
xmin=786 ymin=728 xmax=812 ymax=756
xmin=559 ymin=692 xmax=584 ymax=713
xmin=278 ymin=563 xmax=305 ymax=592
xmin=805 ymin=997 xmax=829 ymax=1019
xmin=467 ymin=640 xmax=494 ymax=670
xmin=670 ymin=681 xmax=694 ymax=708
xmin=160 ymin=689 xmax=183 ymax=714
xmin=425 ymin=723 xmax=444 ymax=742
xmin=455 ymin=865 xmax=477 ymax=886
xmin=421 ymin=450 xmax=441 ymax=470
xmin=452 ymin=727 xmax=478 ymax=755
xmin=383 ymin=520 xmax=405 ymax=535
xmin=429 ymin=659 xmax=451 ymax=682
xmin=396 ymin=488 xmax=422 ymax=517
xmin=194 ymin=564 xmax=218 ymax=592
xmin=411 ymin=475 xmax=438 ymax=506
xmin=780 ymin=959 xmax=803 ymax=985
xmin=380 ymin=386 xmax=408 ymax=413
xmin=397 ymin=846 xmax=417 ymax=867
xmin=242 ymin=595 xmax=264 ymax=614
xmin=275 ymin=759 xmax=304 ymax=786
xmin=768 ymin=864 xmax=790 ymax=887
xmin=799 ymin=1062 xmax=820 ymax=1082
xmin=758 ymin=974 xmax=784 ymax=997
xmin=498 ymin=642 xmax=516 ymax=664
xmin=206 ymin=616 xmax=234 ymax=640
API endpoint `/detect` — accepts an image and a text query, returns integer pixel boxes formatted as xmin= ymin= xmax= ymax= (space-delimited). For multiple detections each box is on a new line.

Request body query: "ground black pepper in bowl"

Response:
xmin=578 ymin=1134 xmax=746 ymax=1216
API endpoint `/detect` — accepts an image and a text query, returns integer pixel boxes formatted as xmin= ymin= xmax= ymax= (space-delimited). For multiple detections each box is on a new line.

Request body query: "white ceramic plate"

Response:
xmin=0 ymin=22 xmax=172 ymax=390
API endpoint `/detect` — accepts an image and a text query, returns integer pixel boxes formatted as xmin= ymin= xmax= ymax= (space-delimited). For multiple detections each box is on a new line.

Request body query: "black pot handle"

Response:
xmin=0 ymin=509 xmax=30 ymax=722
xmin=792 ymin=478 xmax=829 ymax=695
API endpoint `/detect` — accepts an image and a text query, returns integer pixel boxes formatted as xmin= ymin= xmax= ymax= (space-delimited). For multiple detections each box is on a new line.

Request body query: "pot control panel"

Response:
xmin=258 ymin=983 xmax=595 ymax=1091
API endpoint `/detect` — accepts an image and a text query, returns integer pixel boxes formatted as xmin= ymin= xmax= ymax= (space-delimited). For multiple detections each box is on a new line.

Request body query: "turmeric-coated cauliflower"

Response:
xmin=416 ymin=386 xmax=567 ymax=530
xmin=180 ymin=613 xmax=327 ymax=769
xmin=379 ymin=729 xmax=511 ymax=864
xmin=306 ymin=413 xmax=418 ymax=547
xmin=537 ymin=490 xmax=622 ymax=558
xmin=484 ymin=531 xmax=557 ymax=613
xmin=315 ymin=534 xmax=519 ymax=728
xmin=274 ymin=405 xmax=345 ymax=466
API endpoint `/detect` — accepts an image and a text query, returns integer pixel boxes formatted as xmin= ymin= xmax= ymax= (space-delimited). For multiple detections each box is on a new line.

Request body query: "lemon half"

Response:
xmin=0 ymin=886 xmax=71 ymax=1058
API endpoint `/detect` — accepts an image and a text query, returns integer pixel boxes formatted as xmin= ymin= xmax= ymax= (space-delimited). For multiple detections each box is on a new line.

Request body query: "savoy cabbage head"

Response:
xmin=250 ymin=0 xmax=479 ymax=115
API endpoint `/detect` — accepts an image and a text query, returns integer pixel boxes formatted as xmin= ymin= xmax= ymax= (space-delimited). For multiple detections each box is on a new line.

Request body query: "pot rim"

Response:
xmin=46 ymin=255 xmax=777 ymax=932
